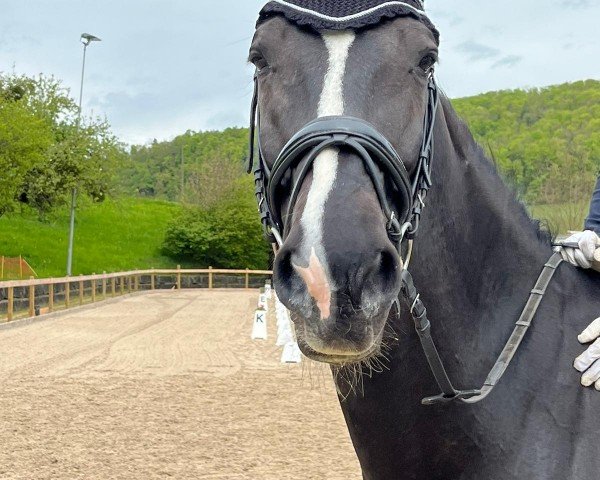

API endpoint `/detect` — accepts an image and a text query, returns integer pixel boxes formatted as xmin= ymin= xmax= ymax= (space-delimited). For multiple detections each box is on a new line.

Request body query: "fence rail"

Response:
xmin=0 ymin=267 xmax=273 ymax=324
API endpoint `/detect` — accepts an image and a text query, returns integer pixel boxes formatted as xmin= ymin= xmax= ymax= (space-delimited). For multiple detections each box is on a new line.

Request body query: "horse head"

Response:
xmin=249 ymin=1 xmax=440 ymax=364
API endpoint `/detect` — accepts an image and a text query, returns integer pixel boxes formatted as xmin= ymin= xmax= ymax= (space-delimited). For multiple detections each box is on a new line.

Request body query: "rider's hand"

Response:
xmin=574 ymin=318 xmax=600 ymax=390
xmin=559 ymin=230 xmax=599 ymax=269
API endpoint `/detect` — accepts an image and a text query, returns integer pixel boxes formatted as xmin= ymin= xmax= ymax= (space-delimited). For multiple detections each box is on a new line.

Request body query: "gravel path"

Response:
xmin=0 ymin=290 xmax=361 ymax=479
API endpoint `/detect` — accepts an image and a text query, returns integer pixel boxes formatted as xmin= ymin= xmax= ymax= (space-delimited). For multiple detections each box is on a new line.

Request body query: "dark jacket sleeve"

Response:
xmin=585 ymin=174 xmax=600 ymax=234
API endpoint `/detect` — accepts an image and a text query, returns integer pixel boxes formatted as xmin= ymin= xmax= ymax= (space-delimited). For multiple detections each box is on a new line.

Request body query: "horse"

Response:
xmin=248 ymin=2 xmax=600 ymax=478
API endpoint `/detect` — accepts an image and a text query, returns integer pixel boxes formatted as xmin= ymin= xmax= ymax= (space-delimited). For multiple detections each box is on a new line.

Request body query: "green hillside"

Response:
xmin=0 ymin=198 xmax=184 ymax=278
xmin=453 ymin=79 xmax=600 ymax=204
xmin=117 ymin=128 xmax=248 ymax=206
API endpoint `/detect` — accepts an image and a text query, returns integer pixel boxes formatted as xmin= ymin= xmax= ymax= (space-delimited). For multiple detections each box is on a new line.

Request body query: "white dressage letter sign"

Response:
xmin=281 ymin=341 xmax=302 ymax=364
xmin=251 ymin=310 xmax=268 ymax=340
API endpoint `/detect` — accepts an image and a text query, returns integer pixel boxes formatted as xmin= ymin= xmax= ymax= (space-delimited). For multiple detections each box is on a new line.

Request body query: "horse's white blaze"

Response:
xmin=295 ymin=31 xmax=355 ymax=318
xmin=318 ymin=32 xmax=355 ymax=117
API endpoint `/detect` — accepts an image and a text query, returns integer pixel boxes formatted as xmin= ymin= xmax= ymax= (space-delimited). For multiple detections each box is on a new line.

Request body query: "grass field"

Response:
xmin=529 ymin=201 xmax=590 ymax=236
xmin=0 ymin=198 xmax=185 ymax=278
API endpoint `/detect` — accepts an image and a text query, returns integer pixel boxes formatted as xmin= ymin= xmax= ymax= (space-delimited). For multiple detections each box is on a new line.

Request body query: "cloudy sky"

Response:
xmin=1 ymin=0 xmax=599 ymax=145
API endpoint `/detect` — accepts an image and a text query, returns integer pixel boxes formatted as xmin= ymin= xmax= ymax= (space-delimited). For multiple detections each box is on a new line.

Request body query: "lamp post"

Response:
xmin=66 ymin=33 xmax=101 ymax=276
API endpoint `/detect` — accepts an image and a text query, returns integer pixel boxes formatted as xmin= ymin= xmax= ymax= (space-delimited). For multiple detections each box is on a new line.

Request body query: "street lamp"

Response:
xmin=66 ymin=33 xmax=101 ymax=276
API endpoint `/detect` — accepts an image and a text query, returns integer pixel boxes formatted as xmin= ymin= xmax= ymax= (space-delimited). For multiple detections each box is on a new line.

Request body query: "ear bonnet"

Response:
xmin=257 ymin=0 xmax=439 ymax=42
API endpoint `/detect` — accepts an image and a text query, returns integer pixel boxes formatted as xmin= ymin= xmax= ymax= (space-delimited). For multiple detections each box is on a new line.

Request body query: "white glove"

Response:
xmin=574 ymin=318 xmax=600 ymax=390
xmin=559 ymin=230 xmax=599 ymax=269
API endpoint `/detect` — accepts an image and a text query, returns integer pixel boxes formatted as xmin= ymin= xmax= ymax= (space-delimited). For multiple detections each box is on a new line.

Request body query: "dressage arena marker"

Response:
xmin=251 ymin=309 xmax=268 ymax=340
xmin=258 ymin=293 xmax=268 ymax=311
xmin=276 ymin=302 xmax=294 ymax=346
xmin=277 ymin=323 xmax=294 ymax=347
xmin=274 ymin=295 xmax=302 ymax=362
xmin=265 ymin=282 xmax=272 ymax=299
xmin=249 ymin=290 xmax=303 ymax=362
xmin=281 ymin=341 xmax=302 ymax=364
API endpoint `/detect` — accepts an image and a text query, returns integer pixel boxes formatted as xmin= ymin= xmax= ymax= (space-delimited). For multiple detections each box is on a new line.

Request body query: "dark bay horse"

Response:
xmin=248 ymin=2 xmax=600 ymax=478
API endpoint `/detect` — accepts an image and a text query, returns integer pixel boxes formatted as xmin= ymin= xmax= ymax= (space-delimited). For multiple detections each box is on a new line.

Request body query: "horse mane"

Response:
xmin=439 ymin=93 xmax=554 ymax=247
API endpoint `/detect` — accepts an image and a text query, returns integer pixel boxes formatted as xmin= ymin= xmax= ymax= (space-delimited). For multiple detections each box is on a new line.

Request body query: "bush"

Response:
xmin=162 ymin=178 xmax=270 ymax=270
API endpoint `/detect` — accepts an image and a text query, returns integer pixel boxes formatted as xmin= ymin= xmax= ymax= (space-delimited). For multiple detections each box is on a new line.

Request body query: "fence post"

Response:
xmin=79 ymin=275 xmax=84 ymax=305
xmin=19 ymin=255 xmax=23 ymax=279
xmin=120 ymin=276 xmax=125 ymax=295
xmin=7 ymin=286 xmax=13 ymax=322
xmin=245 ymin=268 xmax=250 ymax=290
xmin=177 ymin=265 xmax=181 ymax=290
xmin=65 ymin=280 xmax=70 ymax=308
xmin=151 ymin=269 xmax=155 ymax=290
xmin=29 ymin=276 xmax=35 ymax=317
xmin=102 ymin=272 xmax=107 ymax=299
xmin=49 ymin=282 xmax=54 ymax=312
xmin=209 ymin=266 xmax=213 ymax=289
xmin=91 ymin=274 xmax=96 ymax=303
xmin=0 ymin=256 xmax=4 ymax=280
xmin=134 ymin=275 xmax=139 ymax=292
xmin=111 ymin=277 xmax=116 ymax=297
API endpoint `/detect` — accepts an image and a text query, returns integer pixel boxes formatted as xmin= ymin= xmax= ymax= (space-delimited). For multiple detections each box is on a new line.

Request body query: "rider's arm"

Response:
xmin=585 ymin=174 xmax=600 ymax=234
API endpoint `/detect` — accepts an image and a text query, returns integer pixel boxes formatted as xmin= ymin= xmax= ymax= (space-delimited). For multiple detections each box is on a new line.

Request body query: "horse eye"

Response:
xmin=250 ymin=52 xmax=269 ymax=72
xmin=418 ymin=54 xmax=437 ymax=72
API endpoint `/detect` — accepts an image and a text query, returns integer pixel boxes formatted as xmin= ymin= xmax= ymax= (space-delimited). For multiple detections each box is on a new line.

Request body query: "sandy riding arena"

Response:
xmin=0 ymin=290 xmax=362 ymax=479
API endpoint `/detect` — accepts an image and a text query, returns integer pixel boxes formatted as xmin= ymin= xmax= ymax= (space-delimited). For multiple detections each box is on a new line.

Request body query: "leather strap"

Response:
xmin=402 ymin=252 xmax=564 ymax=405
xmin=401 ymin=269 xmax=482 ymax=404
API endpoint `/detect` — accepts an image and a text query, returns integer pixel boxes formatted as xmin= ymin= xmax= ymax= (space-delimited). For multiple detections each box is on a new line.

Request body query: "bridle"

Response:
xmin=247 ymin=71 xmax=439 ymax=253
xmin=247 ymin=20 xmax=564 ymax=406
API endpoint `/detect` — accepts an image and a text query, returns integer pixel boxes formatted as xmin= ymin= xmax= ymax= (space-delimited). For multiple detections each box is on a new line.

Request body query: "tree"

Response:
xmin=0 ymin=81 xmax=53 ymax=215
xmin=21 ymin=120 xmax=124 ymax=215
xmin=0 ymin=72 xmax=125 ymax=217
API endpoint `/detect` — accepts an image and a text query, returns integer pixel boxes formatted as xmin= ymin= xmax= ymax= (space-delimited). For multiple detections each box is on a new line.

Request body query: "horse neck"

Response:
xmin=408 ymin=98 xmax=554 ymax=322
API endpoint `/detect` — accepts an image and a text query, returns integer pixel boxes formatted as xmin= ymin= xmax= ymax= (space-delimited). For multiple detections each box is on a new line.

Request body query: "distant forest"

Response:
xmin=118 ymin=79 xmax=600 ymax=207
xmin=452 ymin=80 xmax=599 ymax=204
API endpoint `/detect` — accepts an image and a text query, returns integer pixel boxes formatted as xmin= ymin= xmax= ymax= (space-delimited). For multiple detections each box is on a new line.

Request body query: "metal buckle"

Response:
xmin=410 ymin=293 xmax=421 ymax=314
xmin=270 ymin=227 xmax=283 ymax=248
xmin=421 ymin=389 xmax=482 ymax=406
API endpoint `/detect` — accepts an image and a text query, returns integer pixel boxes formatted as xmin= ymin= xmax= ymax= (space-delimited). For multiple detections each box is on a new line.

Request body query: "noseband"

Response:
xmin=247 ymin=72 xmax=439 ymax=252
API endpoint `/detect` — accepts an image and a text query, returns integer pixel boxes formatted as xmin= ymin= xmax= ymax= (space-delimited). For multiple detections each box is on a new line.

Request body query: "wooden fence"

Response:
xmin=0 ymin=267 xmax=273 ymax=324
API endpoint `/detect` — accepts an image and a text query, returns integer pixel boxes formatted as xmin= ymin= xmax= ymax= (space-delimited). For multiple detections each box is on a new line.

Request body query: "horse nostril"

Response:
xmin=377 ymin=248 xmax=402 ymax=294
xmin=274 ymin=248 xmax=295 ymax=294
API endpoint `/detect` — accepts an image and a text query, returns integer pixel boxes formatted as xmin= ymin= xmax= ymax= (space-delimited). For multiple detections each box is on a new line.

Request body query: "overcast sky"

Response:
xmin=1 ymin=0 xmax=599 ymax=145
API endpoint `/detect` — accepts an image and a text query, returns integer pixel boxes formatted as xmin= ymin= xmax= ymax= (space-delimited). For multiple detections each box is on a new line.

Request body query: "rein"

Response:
xmin=247 ymin=40 xmax=564 ymax=408
xmin=401 ymin=253 xmax=563 ymax=405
